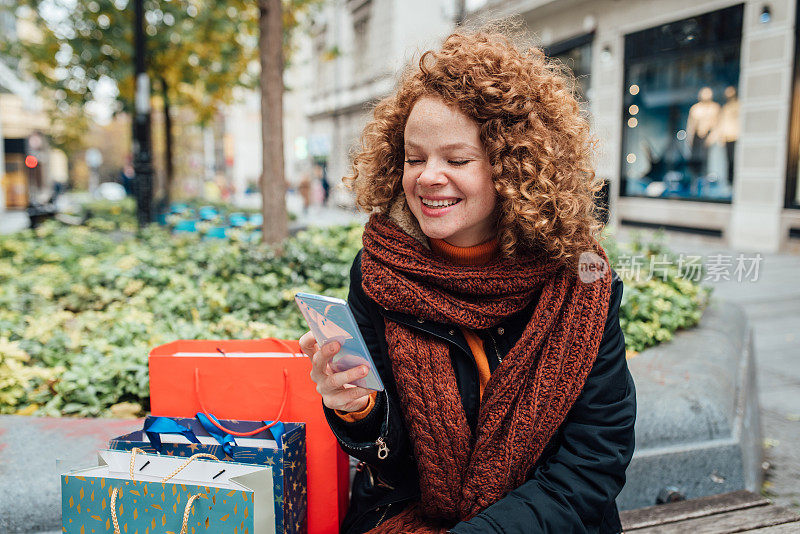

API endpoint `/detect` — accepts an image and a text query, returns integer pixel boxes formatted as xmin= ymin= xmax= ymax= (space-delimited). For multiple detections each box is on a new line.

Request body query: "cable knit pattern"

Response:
xmin=360 ymin=214 xmax=614 ymax=532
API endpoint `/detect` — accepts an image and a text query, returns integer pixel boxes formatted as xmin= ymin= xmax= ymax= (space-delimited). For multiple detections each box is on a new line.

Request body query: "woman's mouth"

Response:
xmin=419 ymin=197 xmax=462 ymax=217
xmin=420 ymin=197 xmax=461 ymax=208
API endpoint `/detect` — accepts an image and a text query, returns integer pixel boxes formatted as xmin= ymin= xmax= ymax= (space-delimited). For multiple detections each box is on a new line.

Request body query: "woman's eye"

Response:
xmin=449 ymin=160 xmax=470 ymax=166
xmin=404 ymin=159 xmax=423 ymax=165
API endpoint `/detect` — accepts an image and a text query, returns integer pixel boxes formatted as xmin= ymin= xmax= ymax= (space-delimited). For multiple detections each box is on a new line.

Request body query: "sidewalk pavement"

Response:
xmin=0 ymin=199 xmax=366 ymax=236
xmin=614 ymin=226 xmax=800 ymax=512
xmin=290 ymin=204 xmax=368 ymax=231
xmin=0 ymin=416 xmax=142 ymax=534
xmin=0 ymin=210 xmax=29 ymax=234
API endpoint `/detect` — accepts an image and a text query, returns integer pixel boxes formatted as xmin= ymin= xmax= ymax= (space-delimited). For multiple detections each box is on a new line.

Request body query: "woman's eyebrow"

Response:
xmin=404 ymin=141 xmax=481 ymax=152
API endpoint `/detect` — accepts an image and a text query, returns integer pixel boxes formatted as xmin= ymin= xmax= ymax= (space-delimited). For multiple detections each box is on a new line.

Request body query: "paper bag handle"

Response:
xmin=110 ymin=448 xmax=220 ymax=534
xmin=111 ymin=486 xmax=207 ymax=534
xmin=214 ymin=338 xmax=300 ymax=356
xmin=194 ymin=367 xmax=289 ymax=437
xmin=260 ymin=337 xmax=299 ymax=354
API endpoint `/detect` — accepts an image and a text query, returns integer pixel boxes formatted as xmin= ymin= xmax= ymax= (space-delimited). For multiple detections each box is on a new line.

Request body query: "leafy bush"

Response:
xmin=0 ymin=221 xmax=708 ymax=417
xmin=80 ymin=197 xmax=138 ymax=229
xmin=604 ymin=229 xmax=713 ymax=353
xmin=0 ymin=220 xmax=362 ymax=417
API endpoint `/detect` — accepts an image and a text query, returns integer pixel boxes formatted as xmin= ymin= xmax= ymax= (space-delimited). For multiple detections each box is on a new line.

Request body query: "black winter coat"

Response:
xmin=323 ymin=250 xmax=637 ymax=533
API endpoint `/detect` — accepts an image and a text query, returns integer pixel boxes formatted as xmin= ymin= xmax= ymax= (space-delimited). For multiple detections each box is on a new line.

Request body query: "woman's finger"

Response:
xmin=298 ymin=331 xmax=318 ymax=357
xmin=325 ymin=387 xmax=375 ymax=411
xmin=326 ymin=365 xmax=369 ymax=390
xmin=310 ymin=341 xmax=339 ymax=382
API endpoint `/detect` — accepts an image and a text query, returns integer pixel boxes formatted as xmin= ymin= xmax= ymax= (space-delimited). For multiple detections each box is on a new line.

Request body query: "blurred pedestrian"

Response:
xmin=314 ymin=162 xmax=330 ymax=204
xmin=118 ymin=164 xmax=135 ymax=196
xmin=298 ymin=172 xmax=312 ymax=213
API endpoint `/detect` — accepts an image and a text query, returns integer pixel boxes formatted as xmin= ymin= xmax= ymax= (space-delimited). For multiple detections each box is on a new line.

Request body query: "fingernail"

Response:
xmin=360 ymin=366 xmax=368 ymax=376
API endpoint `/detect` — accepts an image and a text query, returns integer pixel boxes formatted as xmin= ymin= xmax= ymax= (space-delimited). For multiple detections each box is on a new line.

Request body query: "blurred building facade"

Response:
xmin=304 ymin=0 xmax=459 ymax=204
xmin=220 ymin=30 xmax=316 ymax=207
xmin=300 ymin=0 xmax=800 ymax=252
xmin=466 ymin=0 xmax=800 ymax=253
xmin=0 ymin=5 xmax=64 ymax=214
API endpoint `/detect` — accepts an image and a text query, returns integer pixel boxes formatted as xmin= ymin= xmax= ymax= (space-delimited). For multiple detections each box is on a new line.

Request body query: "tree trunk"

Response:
xmin=160 ymin=77 xmax=174 ymax=206
xmin=258 ymin=0 xmax=288 ymax=245
xmin=454 ymin=0 xmax=467 ymax=25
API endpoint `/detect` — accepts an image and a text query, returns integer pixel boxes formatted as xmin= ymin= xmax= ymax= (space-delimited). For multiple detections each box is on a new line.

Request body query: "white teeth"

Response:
xmin=421 ymin=198 xmax=460 ymax=208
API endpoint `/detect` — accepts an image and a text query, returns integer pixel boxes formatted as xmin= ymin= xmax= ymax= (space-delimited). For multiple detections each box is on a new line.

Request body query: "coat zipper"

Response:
xmin=374 ymin=503 xmax=393 ymax=527
xmin=376 ymin=436 xmax=389 ymax=459
xmin=487 ymin=330 xmax=503 ymax=365
xmin=343 ymin=389 xmax=391 ymax=459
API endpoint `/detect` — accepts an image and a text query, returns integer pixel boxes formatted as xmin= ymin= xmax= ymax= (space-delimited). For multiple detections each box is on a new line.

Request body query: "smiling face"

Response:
xmin=402 ymin=96 xmax=497 ymax=247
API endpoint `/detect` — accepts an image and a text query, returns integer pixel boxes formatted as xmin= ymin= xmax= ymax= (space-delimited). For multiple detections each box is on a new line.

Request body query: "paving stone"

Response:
xmin=618 ymin=299 xmax=762 ymax=510
xmin=0 ymin=416 xmax=142 ymax=533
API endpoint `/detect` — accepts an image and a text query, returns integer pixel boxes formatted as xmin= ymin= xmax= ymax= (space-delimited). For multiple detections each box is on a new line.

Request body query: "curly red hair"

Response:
xmin=345 ymin=29 xmax=605 ymax=269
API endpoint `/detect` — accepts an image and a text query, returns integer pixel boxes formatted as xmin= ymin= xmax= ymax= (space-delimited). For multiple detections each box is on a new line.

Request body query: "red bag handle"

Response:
xmin=194 ymin=367 xmax=289 ymax=437
xmin=212 ymin=338 xmax=300 ymax=357
xmin=260 ymin=337 xmax=300 ymax=355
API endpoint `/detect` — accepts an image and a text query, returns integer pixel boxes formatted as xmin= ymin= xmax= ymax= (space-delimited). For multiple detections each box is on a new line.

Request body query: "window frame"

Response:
xmin=784 ymin=0 xmax=800 ymax=209
xmin=543 ymin=31 xmax=594 ymax=58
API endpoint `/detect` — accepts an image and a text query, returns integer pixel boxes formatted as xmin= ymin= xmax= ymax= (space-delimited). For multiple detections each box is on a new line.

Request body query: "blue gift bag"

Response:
xmin=110 ymin=415 xmax=306 ymax=534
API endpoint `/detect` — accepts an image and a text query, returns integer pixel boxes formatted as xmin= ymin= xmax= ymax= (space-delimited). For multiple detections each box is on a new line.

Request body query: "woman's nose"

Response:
xmin=416 ymin=161 xmax=448 ymax=187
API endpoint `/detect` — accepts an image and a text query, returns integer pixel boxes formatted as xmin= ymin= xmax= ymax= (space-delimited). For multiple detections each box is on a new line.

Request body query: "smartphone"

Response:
xmin=294 ymin=292 xmax=385 ymax=391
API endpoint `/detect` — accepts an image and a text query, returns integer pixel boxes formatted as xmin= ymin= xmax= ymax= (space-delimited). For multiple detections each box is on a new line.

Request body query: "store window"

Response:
xmin=621 ymin=5 xmax=743 ymax=202
xmin=546 ymin=32 xmax=593 ymax=104
xmin=786 ymin=2 xmax=800 ymax=209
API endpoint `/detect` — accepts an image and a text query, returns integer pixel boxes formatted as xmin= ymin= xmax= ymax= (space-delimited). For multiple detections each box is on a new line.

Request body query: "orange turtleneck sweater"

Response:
xmin=337 ymin=236 xmax=499 ymax=422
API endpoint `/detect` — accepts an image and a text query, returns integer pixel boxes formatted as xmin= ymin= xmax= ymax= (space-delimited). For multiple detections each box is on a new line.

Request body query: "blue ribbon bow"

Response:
xmin=195 ymin=412 xmax=237 ymax=456
xmin=195 ymin=413 xmax=286 ymax=452
xmin=143 ymin=417 xmax=200 ymax=453
xmin=265 ymin=420 xmax=286 ymax=449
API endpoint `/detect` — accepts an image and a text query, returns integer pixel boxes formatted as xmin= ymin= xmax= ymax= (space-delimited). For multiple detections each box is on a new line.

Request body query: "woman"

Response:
xmin=299 ymin=30 xmax=636 ymax=533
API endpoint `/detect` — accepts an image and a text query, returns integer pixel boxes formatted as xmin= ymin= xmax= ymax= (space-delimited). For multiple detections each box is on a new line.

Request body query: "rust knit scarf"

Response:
xmin=360 ymin=214 xmax=614 ymax=533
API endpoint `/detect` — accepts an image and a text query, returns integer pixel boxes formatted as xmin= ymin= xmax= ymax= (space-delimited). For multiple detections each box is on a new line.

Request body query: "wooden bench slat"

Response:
xmin=621 ymin=490 xmax=771 ymax=530
xmin=623 ymin=504 xmax=800 ymax=534
xmin=742 ymin=521 xmax=800 ymax=533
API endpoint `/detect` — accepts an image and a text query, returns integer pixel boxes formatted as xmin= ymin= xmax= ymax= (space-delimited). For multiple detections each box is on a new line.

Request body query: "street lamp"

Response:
xmin=133 ymin=0 xmax=154 ymax=227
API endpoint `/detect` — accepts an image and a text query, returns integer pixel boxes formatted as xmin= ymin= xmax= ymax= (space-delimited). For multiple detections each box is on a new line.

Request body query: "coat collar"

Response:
xmin=385 ymin=195 xmax=430 ymax=249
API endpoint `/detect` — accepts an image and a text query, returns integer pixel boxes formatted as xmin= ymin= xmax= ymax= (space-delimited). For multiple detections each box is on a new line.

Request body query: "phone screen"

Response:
xmin=294 ymin=292 xmax=385 ymax=391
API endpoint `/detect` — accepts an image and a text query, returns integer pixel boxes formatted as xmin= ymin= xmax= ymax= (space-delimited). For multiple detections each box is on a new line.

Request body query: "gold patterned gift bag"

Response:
xmin=61 ymin=448 xmax=275 ymax=534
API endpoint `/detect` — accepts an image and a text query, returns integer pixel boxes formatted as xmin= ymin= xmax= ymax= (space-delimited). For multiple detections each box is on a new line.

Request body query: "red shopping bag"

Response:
xmin=149 ymin=338 xmax=349 ymax=534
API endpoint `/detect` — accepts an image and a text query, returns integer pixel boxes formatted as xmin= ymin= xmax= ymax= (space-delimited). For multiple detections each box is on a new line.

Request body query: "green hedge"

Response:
xmin=0 ymin=220 xmax=709 ymax=417
xmin=604 ymin=229 xmax=712 ymax=353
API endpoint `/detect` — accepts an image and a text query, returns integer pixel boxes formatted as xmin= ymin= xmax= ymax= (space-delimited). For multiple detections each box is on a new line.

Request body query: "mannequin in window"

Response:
xmin=685 ymin=86 xmax=720 ymax=179
xmin=713 ymin=85 xmax=740 ymax=185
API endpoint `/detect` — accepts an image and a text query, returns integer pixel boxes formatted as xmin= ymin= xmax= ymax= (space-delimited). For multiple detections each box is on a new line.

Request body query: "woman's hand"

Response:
xmin=299 ymin=331 xmax=374 ymax=412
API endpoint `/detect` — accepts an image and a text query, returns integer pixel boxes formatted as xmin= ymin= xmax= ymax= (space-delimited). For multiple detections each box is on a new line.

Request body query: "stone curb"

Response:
xmin=618 ymin=298 xmax=762 ymax=510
